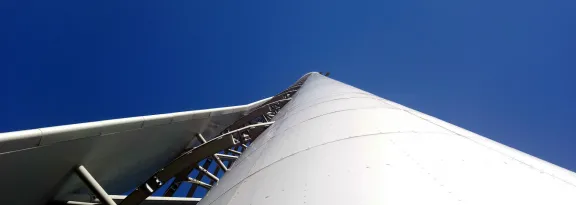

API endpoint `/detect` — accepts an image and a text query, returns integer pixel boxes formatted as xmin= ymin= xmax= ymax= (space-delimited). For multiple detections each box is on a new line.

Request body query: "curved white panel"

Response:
xmin=201 ymin=73 xmax=576 ymax=205
xmin=0 ymin=98 xmax=269 ymax=205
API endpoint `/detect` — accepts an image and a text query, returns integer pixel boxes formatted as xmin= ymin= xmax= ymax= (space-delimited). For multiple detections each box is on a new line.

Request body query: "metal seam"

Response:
xmin=206 ymin=131 xmax=445 ymax=205
xmin=275 ymin=96 xmax=393 ymax=122
xmin=224 ymin=106 xmax=401 ymax=167
xmin=278 ymin=106 xmax=399 ymax=135
xmin=382 ymin=101 xmax=576 ymax=188
xmin=279 ymin=91 xmax=374 ymax=114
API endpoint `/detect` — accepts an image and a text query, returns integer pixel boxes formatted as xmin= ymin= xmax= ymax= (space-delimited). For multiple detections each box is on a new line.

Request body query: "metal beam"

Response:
xmin=198 ymin=133 xmax=228 ymax=172
xmin=212 ymin=155 xmax=229 ymax=172
xmin=185 ymin=158 xmax=212 ymax=197
xmin=196 ymin=165 xmax=219 ymax=182
xmin=164 ymin=133 xmax=211 ymax=197
xmin=214 ymin=153 xmax=238 ymax=161
xmin=75 ymin=165 xmax=117 ymax=205
xmin=110 ymin=196 xmax=200 ymax=205
xmin=227 ymin=149 xmax=242 ymax=155
xmin=119 ymin=135 xmax=235 ymax=205
xmin=264 ymin=90 xmax=296 ymax=105
xmin=196 ymin=133 xmax=207 ymax=144
xmin=186 ymin=177 xmax=212 ymax=189
xmin=228 ymin=100 xmax=288 ymax=130
xmin=54 ymin=201 xmax=98 ymax=205
xmin=181 ymin=122 xmax=272 ymax=197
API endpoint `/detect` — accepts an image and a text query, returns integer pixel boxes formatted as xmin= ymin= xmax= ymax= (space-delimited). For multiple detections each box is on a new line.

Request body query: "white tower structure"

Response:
xmin=0 ymin=72 xmax=575 ymax=205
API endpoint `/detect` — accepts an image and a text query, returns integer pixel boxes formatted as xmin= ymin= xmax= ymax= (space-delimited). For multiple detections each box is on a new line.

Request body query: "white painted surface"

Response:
xmin=200 ymin=73 xmax=576 ymax=205
xmin=0 ymin=97 xmax=270 ymax=152
xmin=0 ymin=98 xmax=268 ymax=205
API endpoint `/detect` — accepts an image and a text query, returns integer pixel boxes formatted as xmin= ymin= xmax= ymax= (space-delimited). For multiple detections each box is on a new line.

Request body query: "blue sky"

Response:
xmin=1 ymin=0 xmax=575 ymax=178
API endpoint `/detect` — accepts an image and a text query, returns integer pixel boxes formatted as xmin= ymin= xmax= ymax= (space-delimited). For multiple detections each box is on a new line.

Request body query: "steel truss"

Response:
xmin=58 ymin=74 xmax=312 ymax=205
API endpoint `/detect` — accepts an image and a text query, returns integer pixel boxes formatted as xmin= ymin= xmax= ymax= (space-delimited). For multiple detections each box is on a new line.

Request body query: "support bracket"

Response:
xmin=75 ymin=165 xmax=117 ymax=205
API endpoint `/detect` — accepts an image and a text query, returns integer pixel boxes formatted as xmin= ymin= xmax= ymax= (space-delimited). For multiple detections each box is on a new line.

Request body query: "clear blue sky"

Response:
xmin=1 ymin=0 xmax=575 ymax=176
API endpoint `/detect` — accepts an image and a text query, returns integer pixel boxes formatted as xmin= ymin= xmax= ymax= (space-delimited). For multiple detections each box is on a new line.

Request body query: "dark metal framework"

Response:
xmin=56 ymin=74 xmax=311 ymax=205
xmin=88 ymin=74 xmax=312 ymax=205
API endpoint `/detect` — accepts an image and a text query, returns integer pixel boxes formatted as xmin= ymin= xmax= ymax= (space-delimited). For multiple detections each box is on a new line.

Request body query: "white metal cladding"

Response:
xmin=0 ymin=98 xmax=269 ymax=205
xmin=199 ymin=73 xmax=576 ymax=205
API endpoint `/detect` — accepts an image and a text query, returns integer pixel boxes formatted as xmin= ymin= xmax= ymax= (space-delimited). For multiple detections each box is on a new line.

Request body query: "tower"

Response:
xmin=0 ymin=72 xmax=575 ymax=204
